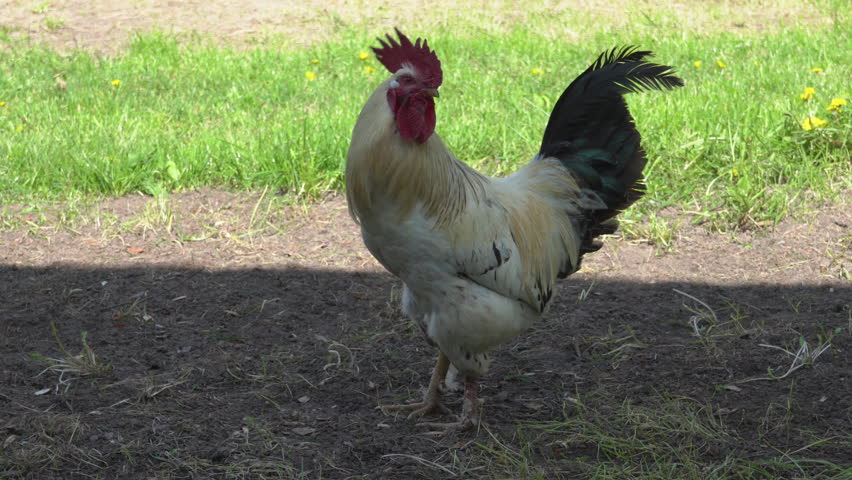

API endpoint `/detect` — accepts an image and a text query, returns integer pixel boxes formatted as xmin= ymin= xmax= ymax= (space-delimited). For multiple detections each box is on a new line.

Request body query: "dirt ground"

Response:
xmin=1 ymin=1 xmax=851 ymax=478
xmin=1 ymin=191 xmax=850 ymax=478
xmin=0 ymin=0 xmax=834 ymax=54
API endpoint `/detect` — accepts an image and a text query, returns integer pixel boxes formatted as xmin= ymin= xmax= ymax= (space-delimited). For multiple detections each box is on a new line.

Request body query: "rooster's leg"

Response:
xmin=418 ymin=375 xmax=482 ymax=433
xmin=380 ymin=351 xmax=451 ymax=419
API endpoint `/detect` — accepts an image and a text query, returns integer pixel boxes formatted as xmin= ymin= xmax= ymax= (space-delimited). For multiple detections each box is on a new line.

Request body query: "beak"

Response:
xmin=424 ymin=87 xmax=440 ymax=98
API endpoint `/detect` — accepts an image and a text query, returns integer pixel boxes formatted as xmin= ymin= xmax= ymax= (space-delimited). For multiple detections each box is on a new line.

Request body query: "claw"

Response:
xmin=417 ymin=416 xmax=479 ymax=435
xmin=380 ymin=399 xmax=451 ymax=419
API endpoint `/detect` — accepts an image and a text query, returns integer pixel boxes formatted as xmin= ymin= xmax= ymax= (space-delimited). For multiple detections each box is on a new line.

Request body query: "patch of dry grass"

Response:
xmin=1 ymin=0 xmax=842 ymax=54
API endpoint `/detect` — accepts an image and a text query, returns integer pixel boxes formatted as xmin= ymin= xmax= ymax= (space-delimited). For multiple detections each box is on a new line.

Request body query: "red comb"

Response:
xmin=372 ymin=28 xmax=443 ymax=87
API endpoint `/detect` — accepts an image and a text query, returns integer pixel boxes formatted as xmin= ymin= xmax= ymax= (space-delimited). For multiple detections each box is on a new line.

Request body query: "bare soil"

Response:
xmin=1 ymin=191 xmax=850 ymax=478
xmin=1 ymin=1 xmax=850 ymax=478
xmin=1 ymin=0 xmax=834 ymax=54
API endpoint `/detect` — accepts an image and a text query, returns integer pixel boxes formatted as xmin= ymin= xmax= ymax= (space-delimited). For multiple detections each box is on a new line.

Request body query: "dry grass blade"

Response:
xmin=381 ymin=453 xmax=457 ymax=476
xmin=736 ymin=337 xmax=832 ymax=383
xmin=33 ymin=322 xmax=112 ymax=385
xmin=140 ymin=370 xmax=191 ymax=399
xmin=317 ymin=335 xmax=360 ymax=376
xmin=577 ymin=278 xmax=597 ymax=303
xmin=674 ymin=288 xmax=719 ymax=337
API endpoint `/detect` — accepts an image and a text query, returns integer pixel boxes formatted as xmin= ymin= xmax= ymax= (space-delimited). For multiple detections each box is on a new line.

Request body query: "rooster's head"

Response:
xmin=373 ymin=28 xmax=443 ymax=144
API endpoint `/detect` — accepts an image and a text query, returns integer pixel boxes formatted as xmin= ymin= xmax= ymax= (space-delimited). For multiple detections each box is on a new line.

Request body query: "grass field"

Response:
xmin=1 ymin=2 xmax=849 ymax=234
xmin=1 ymin=1 xmax=851 ymax=479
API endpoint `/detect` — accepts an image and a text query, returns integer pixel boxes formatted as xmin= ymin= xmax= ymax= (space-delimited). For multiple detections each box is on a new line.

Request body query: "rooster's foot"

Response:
xmin=418 ymin=375 xmax=483 ymax=434
xmin=417 ymin=413 xmax=481 ymax=435
xmin=380 ymin=398 xmax=451 ymax=419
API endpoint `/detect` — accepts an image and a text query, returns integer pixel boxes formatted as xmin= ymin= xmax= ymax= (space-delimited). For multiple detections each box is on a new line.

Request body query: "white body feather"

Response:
xmin=346 ymin=74 xmax=598 ymax=377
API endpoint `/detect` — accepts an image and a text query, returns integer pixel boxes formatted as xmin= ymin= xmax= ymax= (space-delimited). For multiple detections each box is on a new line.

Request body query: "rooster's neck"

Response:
xmin=346 ymin=80 xmax=485 ymax=227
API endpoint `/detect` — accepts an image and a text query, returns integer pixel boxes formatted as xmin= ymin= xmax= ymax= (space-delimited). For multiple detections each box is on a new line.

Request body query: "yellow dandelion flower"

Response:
xmin=693 ymin=61 xmax=702 ymax=68
xmin=811 ymin=67 xmax=823 ymax=73
xmin=800 ymin=116 xmax=828 ymax=131
xmin=716 ymin=60 xmax=726 ymax=69
xmin=111 ymin=79 xmax=121 ymax=87
xmin=0 ymin=101 xmax=6 ymax=107
xmin=305 ymin=71 xmax=317 ymax=81
xmin=800 ymin=87 xmax=815 ymax=101
xmin=310 ymin=59 xmax=319 ymax=64
xmin=827 ymin=97 xmax=847 ymax=112
xmin=731 ymin=167 xmax=738 ymax=176
xmin=531 ymin=67 xmax=544 ymax=76
xmin=358 ymin=51 xmax=369 ymax=60
xmin=15 ymin=124 xmax=24 ymax=132
xmin=364 ymin=65 xmax=376 ymax=75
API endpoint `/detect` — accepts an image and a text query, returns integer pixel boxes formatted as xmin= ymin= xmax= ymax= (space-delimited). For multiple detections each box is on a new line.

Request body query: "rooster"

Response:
xmin=346 ymin=29 xmax=683 ymax=431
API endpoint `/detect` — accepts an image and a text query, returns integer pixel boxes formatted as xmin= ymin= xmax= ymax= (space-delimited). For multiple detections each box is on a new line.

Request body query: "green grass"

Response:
xmin=0 ymin=18 xmax=849 ymax=230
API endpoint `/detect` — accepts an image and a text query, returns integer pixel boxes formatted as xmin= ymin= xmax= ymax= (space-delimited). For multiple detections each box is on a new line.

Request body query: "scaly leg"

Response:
xmin=381 ymin=352 xmax=451 ymax=419
xmin=418 ymin=374 xmax=482 ymax=433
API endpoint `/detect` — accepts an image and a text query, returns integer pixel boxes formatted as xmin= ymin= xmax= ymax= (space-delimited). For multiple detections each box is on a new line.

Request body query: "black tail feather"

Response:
xmin=540 ymin=46 xmax=683 ymax=222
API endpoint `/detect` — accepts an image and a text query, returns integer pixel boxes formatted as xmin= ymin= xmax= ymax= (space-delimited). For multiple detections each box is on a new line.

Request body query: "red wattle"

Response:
xmin=388 ymin=90 xmax=436 ymax=144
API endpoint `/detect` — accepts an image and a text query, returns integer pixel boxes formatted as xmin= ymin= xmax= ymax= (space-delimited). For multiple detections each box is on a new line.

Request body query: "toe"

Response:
xmin=405 ymin=401 xmax=450 ymax=419
xmin=416 ymin=417 xmax=478 ymax=434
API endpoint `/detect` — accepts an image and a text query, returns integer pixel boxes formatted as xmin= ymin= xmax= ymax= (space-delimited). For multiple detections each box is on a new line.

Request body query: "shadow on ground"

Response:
xmin=2 ymin=264 xmax=850 ymax=478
